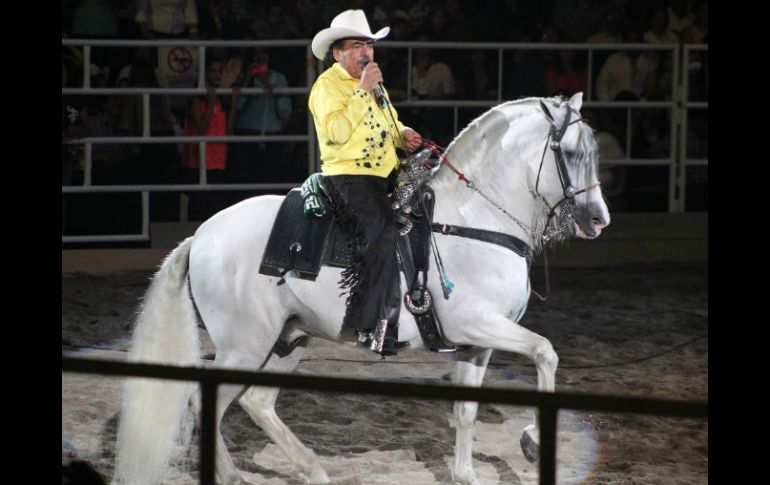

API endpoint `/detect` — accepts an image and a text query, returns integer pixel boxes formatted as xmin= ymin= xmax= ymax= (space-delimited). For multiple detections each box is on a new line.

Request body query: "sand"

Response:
xmin=62 ymin=263 xmax=708 ymax=484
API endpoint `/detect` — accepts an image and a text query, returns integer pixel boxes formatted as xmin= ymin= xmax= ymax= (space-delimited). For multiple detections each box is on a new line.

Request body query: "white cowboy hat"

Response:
xmin=311 ymin=9 xmax=390 ymax=60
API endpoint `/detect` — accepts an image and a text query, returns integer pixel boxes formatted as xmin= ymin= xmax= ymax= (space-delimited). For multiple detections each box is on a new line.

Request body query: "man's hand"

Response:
xmin=358 ymin=62 xmax=383 ymax=94
xmin=402 ymin=128 xmax=423 ymax=154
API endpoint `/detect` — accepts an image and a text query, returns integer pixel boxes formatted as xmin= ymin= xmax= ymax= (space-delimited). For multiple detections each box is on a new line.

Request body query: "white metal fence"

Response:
xmin=62 ymin=39 xmax=707 ymax=243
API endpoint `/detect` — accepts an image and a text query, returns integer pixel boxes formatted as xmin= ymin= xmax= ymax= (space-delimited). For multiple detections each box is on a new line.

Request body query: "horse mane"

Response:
xmin=446 ymin=96 xmax=596 ymax=171
xmin=444 ymin=97 xmax=543 ymax=168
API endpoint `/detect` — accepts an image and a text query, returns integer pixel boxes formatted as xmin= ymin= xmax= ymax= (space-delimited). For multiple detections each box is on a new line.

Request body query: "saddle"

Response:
xmin=259 ymin=150 xmax=461 ymax=352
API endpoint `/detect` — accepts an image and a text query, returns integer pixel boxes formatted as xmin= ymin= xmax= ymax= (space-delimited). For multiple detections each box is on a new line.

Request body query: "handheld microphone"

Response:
xmin=361 ymin=58 xmax=388 ymax=109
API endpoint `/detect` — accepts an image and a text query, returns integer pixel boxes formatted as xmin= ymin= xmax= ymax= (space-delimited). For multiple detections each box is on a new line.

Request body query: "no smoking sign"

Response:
xmin=166 ymin=47 xmax=194 ymax=74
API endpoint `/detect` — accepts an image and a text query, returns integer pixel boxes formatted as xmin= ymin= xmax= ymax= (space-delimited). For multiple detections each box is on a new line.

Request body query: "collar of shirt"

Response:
xmin=332 ymin=62 xmax=356 ymax=81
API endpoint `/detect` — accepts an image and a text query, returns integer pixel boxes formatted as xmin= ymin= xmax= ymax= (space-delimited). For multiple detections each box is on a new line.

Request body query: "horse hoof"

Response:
xmin=307 ymin=475 xmax=330 ymax=484
xmin=451 ymin=468 xmax=480 ymax=485
xmin=306 ymin=466 xmax=330 ymax=484
xmin=520 ymin=427 xmax=540 ymax=463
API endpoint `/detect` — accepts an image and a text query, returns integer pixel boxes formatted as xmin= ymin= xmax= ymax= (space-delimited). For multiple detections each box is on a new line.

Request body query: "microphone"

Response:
xmin=361 ymin=58 xmax=388 ymax=109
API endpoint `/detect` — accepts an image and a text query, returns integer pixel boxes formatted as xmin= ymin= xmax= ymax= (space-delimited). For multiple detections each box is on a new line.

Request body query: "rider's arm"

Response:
xmin=309 ymin=79 xmax=370 ymax=145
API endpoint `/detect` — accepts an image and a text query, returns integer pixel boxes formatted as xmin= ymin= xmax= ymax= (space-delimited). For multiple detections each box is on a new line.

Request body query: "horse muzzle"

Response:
xmin=570 ymin=203 xmax=610 ymax=239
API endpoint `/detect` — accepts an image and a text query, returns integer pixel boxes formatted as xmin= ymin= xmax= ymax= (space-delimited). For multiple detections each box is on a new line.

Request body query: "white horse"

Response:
xmin=113 ymin=93 xmax=609 ymax=485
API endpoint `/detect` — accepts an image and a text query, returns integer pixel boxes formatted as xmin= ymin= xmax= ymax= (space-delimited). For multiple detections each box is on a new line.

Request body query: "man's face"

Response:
xmin=333 ymin=38 xmax=374 ymax=79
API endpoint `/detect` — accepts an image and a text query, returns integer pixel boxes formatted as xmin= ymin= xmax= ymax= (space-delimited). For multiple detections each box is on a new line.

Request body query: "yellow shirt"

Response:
xmin=308 ymin=63 xmax=407 ymax=177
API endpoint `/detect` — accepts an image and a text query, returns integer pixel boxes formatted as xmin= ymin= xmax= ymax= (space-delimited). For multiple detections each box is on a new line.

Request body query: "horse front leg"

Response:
xmin=451 ymin=348 xmax=493 ymax=485
xmin=450 ymin=311 xmax=558 ymax=464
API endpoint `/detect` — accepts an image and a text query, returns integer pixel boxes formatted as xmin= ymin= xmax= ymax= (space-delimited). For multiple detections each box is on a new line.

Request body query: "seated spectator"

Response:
xmin=411 ymin=46 xmax=455 ymax=99
xmin=406 ymin=44 xmax=456 ymax=146
xmin=594 ymin=32 xmax=658 ymax=102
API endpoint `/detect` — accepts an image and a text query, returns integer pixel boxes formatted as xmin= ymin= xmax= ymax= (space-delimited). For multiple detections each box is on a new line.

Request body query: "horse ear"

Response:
xmin=568 ymin=92 xmax=583 ymax=113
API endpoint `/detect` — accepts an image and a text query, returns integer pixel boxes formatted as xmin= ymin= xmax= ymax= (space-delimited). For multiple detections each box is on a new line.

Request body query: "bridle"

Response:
xmin=535 ymin=100 xmax=601 ymax=242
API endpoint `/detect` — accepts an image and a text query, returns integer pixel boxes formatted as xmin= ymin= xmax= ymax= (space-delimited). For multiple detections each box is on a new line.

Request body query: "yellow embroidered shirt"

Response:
xmin=308 ymin=62 xmax=407 ymax=177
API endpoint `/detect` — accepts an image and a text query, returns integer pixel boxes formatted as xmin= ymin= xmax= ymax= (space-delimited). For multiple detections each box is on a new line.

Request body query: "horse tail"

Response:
xmin=113 ymin=237 xmax=200 ymax=484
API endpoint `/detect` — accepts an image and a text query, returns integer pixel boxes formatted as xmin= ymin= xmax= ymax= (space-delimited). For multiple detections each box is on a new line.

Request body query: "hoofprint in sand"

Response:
xmin=62 ymin=265 xmax=707 ymax=484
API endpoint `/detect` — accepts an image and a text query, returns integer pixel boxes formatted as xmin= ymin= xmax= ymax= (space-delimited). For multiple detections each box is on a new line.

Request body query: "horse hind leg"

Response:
xmin=238 ymin=330 xmax=330 ymax=484
xmin=451 ymin=348 xmax=493 ymax=485
xmin=189 ymin=382 xmax=253 ymax=485
xmin=190 ymin=346 xmax=275 ymax=484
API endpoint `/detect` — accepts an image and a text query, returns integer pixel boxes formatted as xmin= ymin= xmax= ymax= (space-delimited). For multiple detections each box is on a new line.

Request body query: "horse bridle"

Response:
xmin=535 ymin=100 xmax=601 ymax=239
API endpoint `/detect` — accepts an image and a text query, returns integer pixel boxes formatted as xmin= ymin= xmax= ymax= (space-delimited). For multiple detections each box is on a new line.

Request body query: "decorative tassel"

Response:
xmin=441 ymin=272 xmax=454 ymax=297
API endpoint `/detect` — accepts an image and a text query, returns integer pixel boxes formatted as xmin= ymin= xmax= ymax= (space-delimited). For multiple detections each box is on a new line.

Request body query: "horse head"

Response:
xmin=527 ymin=93 xmax=610 ymax=242
xmin=434 ymin=93 xmax=610 ymax=250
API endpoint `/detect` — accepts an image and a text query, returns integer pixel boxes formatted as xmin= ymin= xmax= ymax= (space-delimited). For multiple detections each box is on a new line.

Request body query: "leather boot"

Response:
xmin=368 ymin=303 xmax=410 ymax=356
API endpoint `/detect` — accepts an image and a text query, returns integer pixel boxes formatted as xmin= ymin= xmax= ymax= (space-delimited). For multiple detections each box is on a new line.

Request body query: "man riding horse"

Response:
xmin=308 ymin=10 xmax=423 ymax=356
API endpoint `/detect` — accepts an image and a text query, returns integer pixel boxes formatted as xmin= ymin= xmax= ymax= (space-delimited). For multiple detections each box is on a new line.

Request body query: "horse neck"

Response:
xmin=430 ymin=103 xmax=548 ymax=247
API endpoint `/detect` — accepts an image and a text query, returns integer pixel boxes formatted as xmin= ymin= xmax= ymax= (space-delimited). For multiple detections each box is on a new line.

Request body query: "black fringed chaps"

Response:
xmin=324 ymin=174 xmax=400 ymax=331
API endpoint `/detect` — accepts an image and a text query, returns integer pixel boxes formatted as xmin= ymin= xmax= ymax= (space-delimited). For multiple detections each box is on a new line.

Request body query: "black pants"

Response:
xmin=325 ymin=173 xmax=401 ymax=332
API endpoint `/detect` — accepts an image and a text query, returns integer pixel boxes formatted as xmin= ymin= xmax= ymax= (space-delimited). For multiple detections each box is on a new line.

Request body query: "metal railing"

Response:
xmin=61 ymin=356 xmax=707 ymax=485
xmin=62 ymin=39 xmax=707 ymax=243
xmin=679 ymin=44 xmax=709 ymax=211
